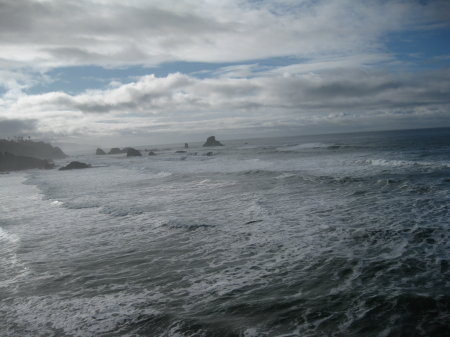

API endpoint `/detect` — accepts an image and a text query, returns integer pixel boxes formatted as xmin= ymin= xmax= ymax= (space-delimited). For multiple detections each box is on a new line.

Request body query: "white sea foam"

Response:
xmin=4 ymin=291 xmax=162 ymax=337
xmin=359 ymin=158 xmax=450 ymax=169
xmin=0 ymin=227 xmax=20 ymax=244
xmin=277 ymin=142 xmax=332 ymax=151
xmin=2 ymin=130 xmax=449 ymax=336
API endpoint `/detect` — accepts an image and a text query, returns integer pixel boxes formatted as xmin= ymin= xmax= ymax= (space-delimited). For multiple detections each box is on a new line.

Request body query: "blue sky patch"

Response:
xmin=384 ymin=26 xmax=450 ymax=70
xmin=25 ymin=57 xmax=303 ymax=95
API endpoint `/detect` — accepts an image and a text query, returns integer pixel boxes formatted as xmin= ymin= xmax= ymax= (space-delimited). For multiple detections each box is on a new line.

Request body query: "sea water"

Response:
xmin=1 ymin=128 xmax=449 ymax=336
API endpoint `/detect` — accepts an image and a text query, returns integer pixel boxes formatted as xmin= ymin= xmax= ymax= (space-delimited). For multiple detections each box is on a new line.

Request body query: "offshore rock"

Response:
xmin=96 ymin=148 xmax=106 ymax=155
xmin=108 ymin=147 xmax=125 ymax=154
xmin=126 ymin=148 xmax=142 ymax=157
xmin=59 ymin=161 xmax=91 ymax=171
xmin=203 ymin=136 xmax=223 ymax=147
xmin=0 ymin=152 xmax=54 ymax=172
xmin=148 ymin=151 xmax=156 ymax=156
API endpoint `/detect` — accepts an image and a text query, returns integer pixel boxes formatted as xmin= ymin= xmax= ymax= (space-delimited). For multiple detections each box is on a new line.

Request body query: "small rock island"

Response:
xmin=108 ymin=148 xmax=126 ymax=154
xmin=96 ymin=148 xmax=106 ymax=155
xmin=126 ymin=148 xmax=142 ymax=157
xmin=59 ymin=161 xmax=91 ymax=171
xmin=203 ymin=136 xmax=224 ymax=147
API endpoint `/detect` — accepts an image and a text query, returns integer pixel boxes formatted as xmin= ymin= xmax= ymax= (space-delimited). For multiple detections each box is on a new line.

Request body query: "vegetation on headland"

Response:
xmin=0 ymin=137 xmax=66 ymax=172
xmin=0 ymin=137 xmax=66 ymax=160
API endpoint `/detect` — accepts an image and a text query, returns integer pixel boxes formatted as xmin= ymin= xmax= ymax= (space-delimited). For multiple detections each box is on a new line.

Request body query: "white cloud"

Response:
xmin=2 ymin=65 xmax=449 ymax=143
xmin=1 ymin=0 xmax=450 ymax=144
xmin=0 ymin=0 xmax=448 ymax=70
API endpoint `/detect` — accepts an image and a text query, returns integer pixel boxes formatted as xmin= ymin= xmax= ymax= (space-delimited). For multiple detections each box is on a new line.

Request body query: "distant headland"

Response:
xmin=0 ymin=138 xmax=66 ymax=172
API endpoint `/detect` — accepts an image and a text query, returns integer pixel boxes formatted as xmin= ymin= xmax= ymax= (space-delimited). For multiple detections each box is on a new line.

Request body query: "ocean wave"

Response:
xmin=100 ymin=205 xmax=144 ymax=217
xmin=162 ymin=219 xmax=215 ymax=230
xmin=275 ymin=142 xmax=364 ymax=153
xmin=2 ymin=291 xmax=162 ymax=337
xmin=276 ymin=142 xmax=334 ymax=151
xmin=0 ymin=227 xmax=29 ymax=289
xmin=0 ymin=227 xmax=20 ymax=244
xmin=359 ymin=158 xmax=450 ymax=170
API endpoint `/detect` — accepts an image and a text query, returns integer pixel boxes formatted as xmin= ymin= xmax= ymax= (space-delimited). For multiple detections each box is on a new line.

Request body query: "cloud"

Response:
xmin=0 ymin=0 xmax=448 ymax=70
xmin=1 ymin=0 xmax=450 ymax=144
xmin=2 ymin=64 xmax=449 ymax=142
xmin=0 ymin=118 xmax=37 ymax=136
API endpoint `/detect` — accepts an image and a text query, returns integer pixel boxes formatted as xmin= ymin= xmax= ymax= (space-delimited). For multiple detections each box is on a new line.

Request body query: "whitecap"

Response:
xmin=276 ymin=143 xmax=332 ymax=151
xmin=0 ymin=227 xmax=20 ymax=244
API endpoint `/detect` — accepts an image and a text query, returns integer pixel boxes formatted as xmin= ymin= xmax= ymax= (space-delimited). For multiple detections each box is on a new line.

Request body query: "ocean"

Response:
xmin=1 ymin=128 xmax=449 ymax=337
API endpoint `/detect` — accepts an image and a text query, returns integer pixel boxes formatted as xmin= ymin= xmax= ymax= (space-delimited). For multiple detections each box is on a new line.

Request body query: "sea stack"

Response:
xmin=108 ymin=147 xmax=124 ymax=154
xmin=96 ymin=148 xmax=106 ymax=155
xmin=203 ymin=136 xmax=223 ymax=147
xmin=59 ymin=161 xmax=91 ymax=171
xmin=126 ymin=148 xmax=142 ymax=157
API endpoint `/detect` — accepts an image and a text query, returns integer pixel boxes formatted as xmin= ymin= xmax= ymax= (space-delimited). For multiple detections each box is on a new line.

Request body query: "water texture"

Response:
xmin=1 ymin=128 xmax=449 ymax=336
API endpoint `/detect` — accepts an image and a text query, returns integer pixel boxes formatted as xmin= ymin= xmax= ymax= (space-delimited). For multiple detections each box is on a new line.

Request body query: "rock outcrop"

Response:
xmin=108 ymin=147 xmax=125 ymax=154
xmin=126 ymin=148 xmax=142 ymax=157
xmin=59 ymin=161 xmax=91 ymax=171
xmin=0 ymin=152 xmax=54 ymax=172
xmin=96 ymin=148 xmax=106 ymax=155
xmin=148 ymin=151 xmax=156 ymax=156
xmin=203 ymin=136 xmax=223 ymax=147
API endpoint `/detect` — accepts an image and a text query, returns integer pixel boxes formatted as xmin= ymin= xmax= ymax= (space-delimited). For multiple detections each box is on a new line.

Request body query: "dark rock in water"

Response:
xmin=0 ymin=152 xmax=54 ymax=172
xmin=96 ymin=148 xmax=106 ymax=155
xmin=148 ymin=151 xmax=156 ymax=156
xmin=205 ymin=152 xmax=214 ymax=156
xmin=59 ymin=161 xmax=91 ymax=171
xmin=108 ymin=147 xmax=126 ymax=154
xmin=126 ymin=148 xmax=142 ymax=157
xmin=176 ymin=150 xmax=187 ymax=153
xmin=185 ymin=143 xmax=189 ymax=149
xmin=203 ymin=136 xmax=223 ymax=147
xmin=245 ymin=220 xmax=263 ymax=225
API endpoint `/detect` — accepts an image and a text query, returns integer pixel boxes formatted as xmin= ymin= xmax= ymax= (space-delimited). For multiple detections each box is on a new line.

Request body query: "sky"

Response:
xmin=0 ymin=0 xmax=449 ymax=147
